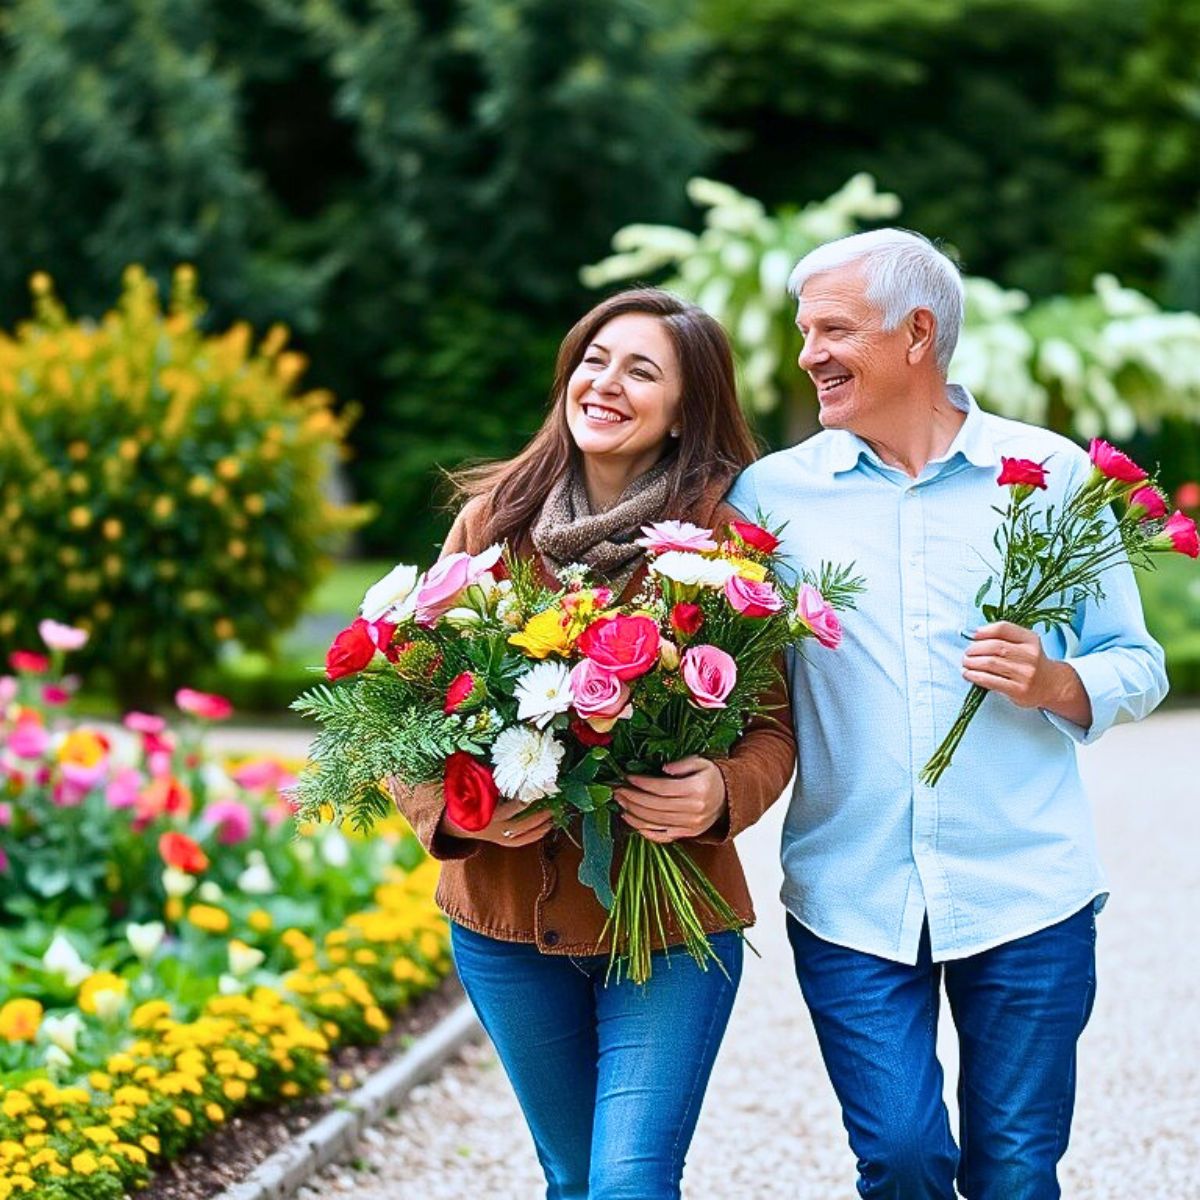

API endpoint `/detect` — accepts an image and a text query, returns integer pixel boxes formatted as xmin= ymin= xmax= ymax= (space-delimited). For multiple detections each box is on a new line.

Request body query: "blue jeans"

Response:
xmin=451 ymin=923 xmax=743 ymax=1199
xmin=788 ymin=905 xmax=1097 ymax=1200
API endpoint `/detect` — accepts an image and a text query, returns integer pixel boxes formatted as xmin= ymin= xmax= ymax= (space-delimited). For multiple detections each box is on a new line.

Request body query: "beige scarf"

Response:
xmin=531 ymin=460 xmax=673 ymax=593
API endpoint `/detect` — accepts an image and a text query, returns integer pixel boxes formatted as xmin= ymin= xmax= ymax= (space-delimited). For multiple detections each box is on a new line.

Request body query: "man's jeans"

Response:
xmin=451 ymin=922 xmax=742 ymax=1200
xmin=788 ymin=905 xmax=1097 ymax=1200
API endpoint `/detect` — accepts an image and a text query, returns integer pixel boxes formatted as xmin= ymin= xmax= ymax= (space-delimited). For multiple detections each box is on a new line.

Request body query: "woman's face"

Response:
xmin=565 ymin=313 xmax=682 ymax=470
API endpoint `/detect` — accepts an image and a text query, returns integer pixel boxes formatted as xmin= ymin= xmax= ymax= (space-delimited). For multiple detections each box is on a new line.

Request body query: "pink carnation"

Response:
xmin=1089 ymin=438 xmax=1148 ymax=485
xmin=681 ymin=645 xmax=737 ymax=710
xmin=1128 ymin=487 xmax=1167 ymax=522
xmin=635 ymin=520 xmax=718 ymax=554
xmin=794 ymin=584 xmax=842 ymax=650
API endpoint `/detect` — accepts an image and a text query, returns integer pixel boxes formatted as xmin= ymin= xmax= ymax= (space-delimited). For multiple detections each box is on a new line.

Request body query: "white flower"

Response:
xmin=490 ymin=726 xmax=565 ymax=804
xmin=43 ymin=1044 xmax=72 ymax=1078
xmin=41 ymin=1012 xmax=84 ymax=1055
xmin=198 ymin=881 xmax=224 ymax=903
xmin=43 ymin=933 xmax=91 ymax=987
xmin=91 ymin=987 xmax=125 ymax=1022
xmin=514 ymin=661 xmax=574 ymax=729
xmin=360 ymin=562 xmax=420 ymax=623
xmin=649 ymin=551 xmax=737 ymax=589
xmin=161 ymin=867 xmax=197 ymax=898
xmin=441 ymin=606 xmax=483 ymax=628
xmin=38 ymin=619 xmax=89 ymax=652
xmin=238 ymin=860 xmax=276 ymax=894
xmin=126 ymin=921 xmax=165 ymax=962
xmin=321 ymin=830 xmax=350 ymax=869
xmin=218 ymin=974 xmax=245 ymax=995
xmin=228 ymin=940 xmax=266 ymax=977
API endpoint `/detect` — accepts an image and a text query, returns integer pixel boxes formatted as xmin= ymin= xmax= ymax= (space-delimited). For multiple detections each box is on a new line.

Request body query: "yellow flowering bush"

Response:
xmin=0 ymin=265 xmax=365 ymax=703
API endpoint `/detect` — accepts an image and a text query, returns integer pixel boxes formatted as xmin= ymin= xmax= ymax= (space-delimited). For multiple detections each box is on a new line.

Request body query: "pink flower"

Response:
xmin=203 ymin=799 xmax=254 ymax=845
xmin=724 ymin=575 xmax=785 ymax=618
xmin=1128 ymin=486 xmax=1167 ymax=522
xmin=0 ymin=847 xmax=7 ymax=874
xmin=568 ymin=659 xmax=632 ymax=731
xmin=230 ymin=759 xmax=289 ymax=791
xmin=123 ymin=711 xmax=167 ymax=735
xmin=635 ymin=520 xmax=718 ymax=554
xmin=414 ymin=546 xmax=503 ymax=626
xmin=9 ymin=651 xmax=49 ymax=674
xmin=38 ymin=619 xmax=89 ymax=652
xmin=794 ymin=584 xmax=842 ymax=650
xmin=41 ymin=685 xmax=71 ymax=707
xmin=681 ymin=645 xmax=738 ymax=710
xmin=997 ymin=458 xmax=1048 ymax=490
xmin=0 ymin=677 xmax=16 ymax=706
xmin=106 ymin=767 xmax=143 ymax=810
xmin=7 ymin=716 xmax=49 ymax=760
xmin=576 ymin=614 xmax=661 ymax=681
xmin=1152 ymin=511 xmax=1200 ymax=559
xmin=175 ymin=688 xmax=233 ymax=721
xmin=1089 ymin=438 xmax=1148 ymax=485
xmin=0 ymin=803 xmax=12 ymax=827
xmin=1176 ymin=481 xmax=1200 ymax=510
xmin=60 ymin=761 xmax=107 ymax=791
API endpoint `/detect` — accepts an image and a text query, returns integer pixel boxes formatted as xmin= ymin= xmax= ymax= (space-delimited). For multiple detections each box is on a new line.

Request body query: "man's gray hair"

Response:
xmin=787 ymin=228 xmax=965 ymax=373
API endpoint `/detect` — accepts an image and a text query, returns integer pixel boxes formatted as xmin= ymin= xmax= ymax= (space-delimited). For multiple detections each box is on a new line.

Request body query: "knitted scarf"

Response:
xmin=531 ymin=459 xmax=673 ymax=593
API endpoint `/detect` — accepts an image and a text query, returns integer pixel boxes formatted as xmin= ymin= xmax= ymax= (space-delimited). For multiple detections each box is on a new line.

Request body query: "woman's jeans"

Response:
xmin=451 ymin=922 xmax=743 ymax=1200
xmin=788 ymin=904 xmax=1098 ymax=1200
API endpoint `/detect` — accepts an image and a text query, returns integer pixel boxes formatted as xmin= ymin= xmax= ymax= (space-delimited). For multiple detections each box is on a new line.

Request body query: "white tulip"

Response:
xmin=126 ymin=922 xmax=165 ymax=962
xmin=43 ymin=1044 xmax=72 ymax=1078
xmin=198 ymin=881 xmax=224 ymax=903
xmin=320 ymin=830 xmax=350 ymax=869
xmin=91 ymin=988 xmax=125 ymax=1023
xmin=161 ymin=867 xmax=197 ymax=898
xmin=228 ymin=940 xmax=266 ymax=977
xmin=41 ymin=1012 xmax=84 ymax=1055
xmin=237 ymin=861 xmax=276 ymax=895
xmin=43 ymin=933 xmax=92 ymax=987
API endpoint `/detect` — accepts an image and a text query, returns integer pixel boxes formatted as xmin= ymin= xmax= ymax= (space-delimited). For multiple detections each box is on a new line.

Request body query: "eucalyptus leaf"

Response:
xmin=579 ymin=810 xmax=615 ymax=911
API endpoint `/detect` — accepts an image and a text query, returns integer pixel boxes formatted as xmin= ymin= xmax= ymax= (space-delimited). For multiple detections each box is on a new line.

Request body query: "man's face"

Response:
xmin=796 ymin=264 xmax=914 ymax=432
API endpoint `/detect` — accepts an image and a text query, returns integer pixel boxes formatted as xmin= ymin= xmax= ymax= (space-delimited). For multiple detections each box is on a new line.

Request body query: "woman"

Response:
xmin=394 ymin=288 xmax=795 ymax=1199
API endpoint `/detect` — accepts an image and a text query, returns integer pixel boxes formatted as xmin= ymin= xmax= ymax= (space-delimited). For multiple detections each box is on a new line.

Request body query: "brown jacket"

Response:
xmin=391 ymin=479 xmax=797 ymax=955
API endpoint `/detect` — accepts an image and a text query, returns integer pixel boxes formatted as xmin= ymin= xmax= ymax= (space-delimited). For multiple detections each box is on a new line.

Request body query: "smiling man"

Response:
xmin=728 ymin=229 xmax=1167 ymax=1199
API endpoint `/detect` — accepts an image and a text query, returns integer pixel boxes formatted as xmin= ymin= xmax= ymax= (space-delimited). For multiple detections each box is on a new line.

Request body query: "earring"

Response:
xmin=669 ymin=426 xmax=681 ymax=438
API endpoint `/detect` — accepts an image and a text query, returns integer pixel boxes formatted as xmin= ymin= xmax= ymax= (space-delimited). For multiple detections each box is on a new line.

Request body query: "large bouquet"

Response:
xmin=292 ymin=518 xmax=861 ymax=983
xmin=921 ymin=439 xmax=1198 ymax=785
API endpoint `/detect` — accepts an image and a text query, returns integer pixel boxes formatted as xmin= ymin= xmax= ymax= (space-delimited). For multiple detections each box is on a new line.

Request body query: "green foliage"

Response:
xmin=0 ymin=267 xmax=363 ymax=704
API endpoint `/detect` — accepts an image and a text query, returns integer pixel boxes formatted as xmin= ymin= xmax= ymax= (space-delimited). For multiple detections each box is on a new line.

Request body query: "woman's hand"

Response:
xmin=439 ymin=798 xmax=555 ymax=848
xmin=616 ymin=756 xmax=728 ymax=844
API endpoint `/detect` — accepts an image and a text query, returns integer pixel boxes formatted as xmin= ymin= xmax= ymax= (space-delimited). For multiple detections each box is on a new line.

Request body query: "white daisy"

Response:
xmin=491 ymin=726 xmax=565 ymax=804
xmin=514 ymin=660 xmax=575 ymax=729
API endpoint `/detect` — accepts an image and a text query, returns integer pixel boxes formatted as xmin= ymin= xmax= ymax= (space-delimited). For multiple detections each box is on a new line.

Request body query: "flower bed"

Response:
xmin=0 ymin=624 xmax=450 ymax=1199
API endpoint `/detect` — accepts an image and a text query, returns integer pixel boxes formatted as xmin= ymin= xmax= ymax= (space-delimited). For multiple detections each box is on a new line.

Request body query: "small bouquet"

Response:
xmin=921 ymin=439 xmax=1198 ymax=786
xmin=291 ymin=518 xmax=861 ymax=983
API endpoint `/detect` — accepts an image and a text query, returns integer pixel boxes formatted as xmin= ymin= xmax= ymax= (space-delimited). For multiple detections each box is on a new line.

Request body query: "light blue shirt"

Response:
xmin=729 ymin=386 xmax=1168 ymax=964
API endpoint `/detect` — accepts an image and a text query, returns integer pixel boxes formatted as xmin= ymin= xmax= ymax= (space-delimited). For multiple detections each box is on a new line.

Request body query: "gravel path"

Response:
xmin=292 ymin=708 xmax=1199 ymax=1199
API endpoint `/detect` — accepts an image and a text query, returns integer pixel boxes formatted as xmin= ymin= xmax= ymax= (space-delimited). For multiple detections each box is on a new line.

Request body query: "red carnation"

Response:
xmin=9 ymin=651 xmax=50 ymax=674
xmin=1089 ymin=438 xmax=1148 ymax=485
xmin=325 ymin=618 xmax=377 ymax=681
xmin=996 ymin=458 xmax=1048 ymax=490
xmin=443 ymin=751 xmax=499 ymax=832
xmin=158 ymin=830 xmax=209 ymax=874
xmin=576 ymin=614 xmax=660 ymax=681
xmin=670 ymin=602 xmax=705 ymax=640
xmin=443 ymin=672 xmax=476 ymax=714
xmin=570 ymin=718 xmax=613 ymax=747
xmin=730 ymin=520 xmax=781 ymax=554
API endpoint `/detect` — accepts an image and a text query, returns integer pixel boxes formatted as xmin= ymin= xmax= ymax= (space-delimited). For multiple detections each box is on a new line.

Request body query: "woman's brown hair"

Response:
xmin=448 ymin=288 xmax=759 ymax=546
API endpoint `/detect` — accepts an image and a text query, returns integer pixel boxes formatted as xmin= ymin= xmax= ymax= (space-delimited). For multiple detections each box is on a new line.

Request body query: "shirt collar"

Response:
xmin=825 ymin=384 xmax=999 ymax=476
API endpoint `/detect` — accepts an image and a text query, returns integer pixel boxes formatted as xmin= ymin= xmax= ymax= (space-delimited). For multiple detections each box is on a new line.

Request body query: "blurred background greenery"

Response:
xmin=0 ymin=0 xmax=1197 ymax=706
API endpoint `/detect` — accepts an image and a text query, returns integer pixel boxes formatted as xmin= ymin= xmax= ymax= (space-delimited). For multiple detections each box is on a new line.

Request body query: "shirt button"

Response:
xmin=543 ymin=930 xmax=560 ymax=947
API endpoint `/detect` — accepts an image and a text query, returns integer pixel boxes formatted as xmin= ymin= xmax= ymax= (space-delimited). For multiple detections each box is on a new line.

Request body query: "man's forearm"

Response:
xmin=1039 ymin=660 xmax=1093 ymax=730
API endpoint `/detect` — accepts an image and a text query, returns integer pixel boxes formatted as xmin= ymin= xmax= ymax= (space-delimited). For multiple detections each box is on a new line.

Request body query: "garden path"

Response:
xmin=260 ymin=709 xmax=1198 ymax=1199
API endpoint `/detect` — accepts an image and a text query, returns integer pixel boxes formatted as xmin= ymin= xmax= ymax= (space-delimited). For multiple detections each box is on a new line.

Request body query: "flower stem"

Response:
xmin=919 ymin=684 xmax=989 ymax=787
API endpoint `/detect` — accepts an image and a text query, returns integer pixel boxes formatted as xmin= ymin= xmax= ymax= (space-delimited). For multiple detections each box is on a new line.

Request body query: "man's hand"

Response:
xmin=615 ymin=756 xmax=728 ymax=844
xmin=439 ymin=798 xmax=554 ymax=848
xmin=963 ymin=621 xmax=1092 ymax=728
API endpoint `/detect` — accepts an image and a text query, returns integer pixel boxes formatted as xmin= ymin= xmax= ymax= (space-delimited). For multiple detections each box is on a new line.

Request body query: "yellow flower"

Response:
xmin=507 ymin=607 xmax=573 ymax=659
xmin=138 ymin=1134 xmax=161 ymax=1156
xmin=247 ymin=909 xmax=273 ymax=934
xmin=69 ymin=1151 xmax=99 ymax=1175
xmin=0 ymin=1000 xmax=42 ymax=1042
xmin=77 ymin=972 xmax=127 ymax=1016
xmin=205 ymin=1103 xmax=226 ymax=1123
xmin=730 ymin=557 xmax=768 ymax=582
xmin=186 ymin=904 xmax=231 ymax=934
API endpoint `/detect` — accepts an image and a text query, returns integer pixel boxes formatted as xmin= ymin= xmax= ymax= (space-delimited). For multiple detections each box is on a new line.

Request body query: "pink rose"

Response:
xmin=635 ymin=520 xmax=718 ymax=554
xmin=794 ymin=584 xmax=842 ymax=650
xmin=175 ymin=688 xmax=233 ymax=721
xmin=724 ymin=575 xmax=785 ymax=618
xmin=681 ymin=645 xmax=737 ymax=710
xmin=577 ymin=614 xmax=661 ymax=681
xmin=1089 ymin=438 xmax=1148 ymax=485
xmin=38 ymin=619 xmax=89 ymax=652
xmin=203 ymin=799 xmax=254 ymax=845
xmin=569 ymin=659 xmax=632 ymax=731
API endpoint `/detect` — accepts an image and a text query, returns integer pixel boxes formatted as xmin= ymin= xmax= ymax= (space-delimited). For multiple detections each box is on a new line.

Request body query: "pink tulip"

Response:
xmin=681 ymin=645 xmax=738 ymax=710
xmin=414 ymin=545 xmax=503 ymax=626
xmin=38 ymin=619 xmax=89 ymax=652
xmin=724 ymin=575 xmax=785 ymax=618
xmin=175 ymin=688 xmax=233 ymax=721
xmin=794 ymin=584 xmax=843 ymax=650
xmin=203 ymin=799 xmax=254 ymax=846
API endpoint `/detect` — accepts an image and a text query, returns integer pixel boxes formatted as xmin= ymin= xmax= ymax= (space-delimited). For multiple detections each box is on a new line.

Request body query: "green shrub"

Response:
xmin=0 ymin=266 xmax=364 ymax=704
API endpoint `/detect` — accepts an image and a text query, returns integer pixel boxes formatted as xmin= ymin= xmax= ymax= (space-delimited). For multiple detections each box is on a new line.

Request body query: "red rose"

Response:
xmin=443 ymin=671 xmax=476 ymax=714
xmin=158 ymin=830 xmax=209 ymax=874
xmin=576 ymin=614 xmax=661 ymax=681
xmin=996 ymin=458 xmax=1048 ymax=490
xmin=9 ymin=651 xmax=50 ymax=674
xmin=730 ymin=520 xmax=781 ymax=554
xmin=569 ymin=718 xmax=613 ymax=747
xmin=1089 ymin=438 xmax=1148 ymax=485
xmin=443 ymin=751 xmax=499 ymax=832
xmin=325 ymin=618 xmax=376 ymax=681
xmin=669 ymin=602 xmax=704 ymax=640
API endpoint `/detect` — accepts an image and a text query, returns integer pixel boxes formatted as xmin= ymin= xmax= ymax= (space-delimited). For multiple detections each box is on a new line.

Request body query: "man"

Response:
xmin=728 ymin=229 xmax=1167 ymax=1199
